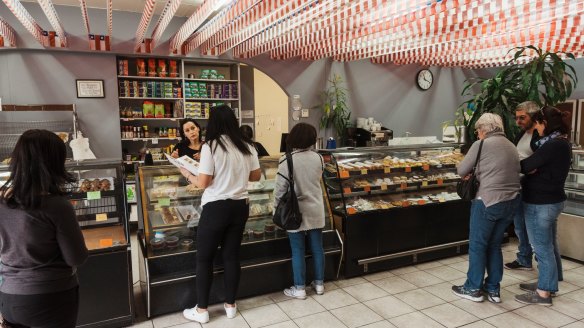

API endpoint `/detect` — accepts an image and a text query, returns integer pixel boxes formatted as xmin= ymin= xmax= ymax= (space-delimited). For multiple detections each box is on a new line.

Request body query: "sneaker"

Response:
xmin=183 ymin=305 xmax=210 ymax=323
xmin=224 ymin=303 xmax=237 ymax=319
xmin=311 ymin=281 xmax=324 ymax=295
xmin=515 ymin=291 xmax=552 ymax=306
xmin=483 ymin=290 xmax=501 ymax=303
xmin=519 ymin=282 xmax=557 ymax=297
xmin=504 ymin=260 xmax=533 ymax=271
xmin=284 ymin=286 xmax=307 ymax=300
xmin=452 ymin=285 xmax=484 ymax=302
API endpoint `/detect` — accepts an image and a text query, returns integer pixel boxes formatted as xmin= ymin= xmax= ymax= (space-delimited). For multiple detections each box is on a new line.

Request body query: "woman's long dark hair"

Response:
xmin=205 ymin=105 xmax=252 ymax=155
xmin=177 ymin=118 xmax=201 ymax=145
xmin=0 ymin=129 xmax=75 ymax=209
xmin=532 ymin=106 xmax=570 ymax=135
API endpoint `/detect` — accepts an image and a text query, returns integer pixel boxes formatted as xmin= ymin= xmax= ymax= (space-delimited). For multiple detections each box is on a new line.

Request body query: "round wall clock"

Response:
xmin=416 ymin=69 xmax=433 ymax=90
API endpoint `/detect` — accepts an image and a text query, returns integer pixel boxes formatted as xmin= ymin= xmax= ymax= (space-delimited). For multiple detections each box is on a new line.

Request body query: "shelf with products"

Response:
xmin=119 ymin=97 xmax=182 ymax=100
xmin=319 ymin=144 xmax=471 ymax=278
xmin=120 ymin=117 xmax=180 ymax=121
xmin=559 ymin=150 xmax=584 ymax=261
xmin=136 ymin=157 xmax=341 ymax=317
xmin=121 ymin=137 xmax=180 ymax=141
xmin=184 ymin=78 xmax=238 ymax=83
xmin=118 ymin=75 xmax=182 ymax=81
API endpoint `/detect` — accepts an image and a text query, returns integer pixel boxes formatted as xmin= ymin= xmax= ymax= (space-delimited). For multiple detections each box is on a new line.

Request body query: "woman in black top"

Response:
xmin=172 ymin=118 xmax=202 ymax=160
xmin=0 ymin=130 xmax=88 ymax=327
xmin=240 ymin=125 xmax=269 ymax=157
xmin=514 ymin=106 xmax=571 ymax=306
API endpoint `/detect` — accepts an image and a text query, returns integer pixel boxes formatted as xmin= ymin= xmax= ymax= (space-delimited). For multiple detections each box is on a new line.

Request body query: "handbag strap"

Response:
xmin=472 ymin=140 xmax=484 ymax=172
xmin=285 ymin=152 xmax=295 ymax=189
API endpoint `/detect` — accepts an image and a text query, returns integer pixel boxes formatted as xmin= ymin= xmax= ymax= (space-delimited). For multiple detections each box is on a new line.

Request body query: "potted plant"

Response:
xmin=319 ymin=74 xmax=351 ymax=145
xmin=458 ymin=46 xmax=578 ymax=143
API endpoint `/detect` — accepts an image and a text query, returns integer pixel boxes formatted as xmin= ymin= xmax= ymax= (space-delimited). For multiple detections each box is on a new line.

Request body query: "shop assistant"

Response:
xmin=172 ymin=118 xmax=202 ymax=160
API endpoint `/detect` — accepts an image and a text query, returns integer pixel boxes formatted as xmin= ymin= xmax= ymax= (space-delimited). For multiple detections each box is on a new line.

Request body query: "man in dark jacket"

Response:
xmin=505 ymin=101 xmax=540 ymax=271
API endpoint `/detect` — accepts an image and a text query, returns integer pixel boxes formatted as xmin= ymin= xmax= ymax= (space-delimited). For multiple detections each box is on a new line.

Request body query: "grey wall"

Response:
xmin=1 ymin=2 xmax=584 ymax=151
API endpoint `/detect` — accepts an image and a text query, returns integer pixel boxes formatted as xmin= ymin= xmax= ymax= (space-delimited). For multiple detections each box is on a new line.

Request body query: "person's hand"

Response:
xmin=527 ymin=169 xmax=537 ymax=175
xmin=462 ymin=174 xmax=472 ymax=181
xmin=193 ymin=152 xmax=201 ymax=160
xmin=171 ymin=149 xmax=179 ymax=158
xmin=180 ymin=168 xmax=191 ymax=179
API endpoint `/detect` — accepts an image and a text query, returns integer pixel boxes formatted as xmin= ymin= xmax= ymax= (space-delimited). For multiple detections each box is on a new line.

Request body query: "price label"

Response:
xmin=339 ymin=170 xmax=350 ymax=178
xmin=152 ymin=138 xmax=159 ymax=145
xmin=347 ymin=208 xmax=358 ymax=215
xmin=400 ymin=182 xmax=407 ymax=190
xmin=363 ymin=186 xmax=371 ymax=192
xmin=423 ymin=164 xmax=430 ymax=171
xmin=422 ymin=181 xmax=428 ymax=187
xmin=384 ymin=167 xmax=391 ymax=173
xmin=381 ymin=183 xmax=388 ymax=191
xmin=87 ymin=191 xmax=101 ymax=200
xmin=405 ymin=166 xmax=412 ymax=173
xmin=99 ymin=239 xmax=113 ymax=248
xmin=96 ymin=213 xmax=108 ymax=222
xmin=158 ymin=198 xmax=171 ymax=206
xmin=360 ymin=169 xmax=368 ymax=175
xmin=437 ymin=178 xmax=444 ymax=186
xmin=343 ymin=187 xmax=352 ymax=194
xmin=380 ymin=204 xmax=389 ymax=209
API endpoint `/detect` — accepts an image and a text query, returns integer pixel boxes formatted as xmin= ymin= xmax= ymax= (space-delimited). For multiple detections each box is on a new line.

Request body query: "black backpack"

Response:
xmin=272 ymin=152 xmax=302 ymax=230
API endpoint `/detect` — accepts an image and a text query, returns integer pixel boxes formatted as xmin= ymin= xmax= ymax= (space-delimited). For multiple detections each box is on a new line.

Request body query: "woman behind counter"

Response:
xmin=172 ymin=118 xmax=202 ymax=160
xmin=0 ymin=129 xmax=88 ymax=328
xmin=240 ymin=125 xmax=269 ymax=157
xmin=181 ymin=105 xmax=261 ymax=324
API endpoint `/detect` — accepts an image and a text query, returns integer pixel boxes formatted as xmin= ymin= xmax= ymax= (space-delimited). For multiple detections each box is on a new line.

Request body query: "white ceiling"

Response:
xmin=20 ymin=0 xmax=204 ymax=17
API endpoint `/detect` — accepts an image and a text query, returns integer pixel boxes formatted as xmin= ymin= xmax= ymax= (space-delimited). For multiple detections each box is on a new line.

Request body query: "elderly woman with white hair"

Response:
xmin=452 ymin=113 xmax=521 ymax=304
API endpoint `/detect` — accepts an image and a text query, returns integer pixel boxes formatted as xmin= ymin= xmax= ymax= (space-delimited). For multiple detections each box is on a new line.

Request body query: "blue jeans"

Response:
xmin=288 ymin=229 xmax=325 ymax=288
xmin=524 ymin=202 xmax=565 ymax=292
xmin=513 ymin=197 xmax=533 ymax=267
xmin=464 ymin=195 xmax=519 ymax=292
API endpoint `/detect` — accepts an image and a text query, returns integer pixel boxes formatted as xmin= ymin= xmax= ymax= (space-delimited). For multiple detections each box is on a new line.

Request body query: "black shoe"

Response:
xmin=519 ymin=282 xmax=557 ymax=297
xmin=504 ymin=260 xmax=533 ymax=271
xmin=515 ymin=291 xmax=552 ymax=306
xmin=483 ymin=290 xmax=501 ymax=303
xmin=452 ymin=285 xmax=484 ymax=302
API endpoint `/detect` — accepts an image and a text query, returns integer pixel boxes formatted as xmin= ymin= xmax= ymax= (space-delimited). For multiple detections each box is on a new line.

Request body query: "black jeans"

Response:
xmin=196 ymin=199 xmax=248 ymax=308
xmin=0 ymin=287 xmax=79 ymax=328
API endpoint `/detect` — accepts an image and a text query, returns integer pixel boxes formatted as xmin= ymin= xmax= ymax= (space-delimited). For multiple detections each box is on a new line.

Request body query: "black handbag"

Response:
xmin=456 ymin=140 xmax=484 ymax=201
xmin=273 ymin=152 xmax=303 ymax=230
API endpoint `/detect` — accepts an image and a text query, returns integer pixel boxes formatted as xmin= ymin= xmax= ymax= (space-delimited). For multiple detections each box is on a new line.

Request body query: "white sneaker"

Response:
xmin=183 ymin=305 xmax=209 ymax=323
xmin=284 ymin=286 xmax=307 ymax=299
xmin=224 ymin=303 xmax=237 ymax=319
xmin=311 ymin=281 xmax=325 ymax=295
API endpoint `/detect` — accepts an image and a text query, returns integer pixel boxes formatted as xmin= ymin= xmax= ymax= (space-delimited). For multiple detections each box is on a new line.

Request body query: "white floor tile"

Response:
xmin=261 ymin=321 xmax=298 ymax=328
xmin=311 ymin=288 xmax=360 ymax=310
xmin=562 ymin=260 xmax=583 ymax=271
xmin=293 ymin=311 xmax=347 ymax=328
xmin=389 ymin=266 xmax=419 ymax=276
xmin=152 ymin=312 xmax=191 ymax=328
xmin=565 ymin=289 xmax=584 ymax=303
xmin=448 ymin=261 xmax=470 ymax=273
xmin=563 ymin=271 xmax=584 ymax=287
xmin=127 ymin=320 xmax=155 ymax=328
xmin=423 ymin=281 xmax=465 ymax=302
xmin=496 ymin=289 xmax=528 ymax=311
xmin=504 ymin=269 xmax=539 ymax=282
xmin=451 ymin=299 xmax=507 ymax=319
xmin=562 ymin=322 xmax=584 ymax=328
xmin=513 ymin=305 xmax=576 ymax=328
xmin=371 ymin=276 xmax=418 ymax=294
xmin=414 ymin=261 xmax=443 ymax=270
xmin=424 ymin=265 xmax=467 ymax=281
xmin=201 ymin=315 xmax=249 ymax=328
xmin=559 ymin=281 xmax=582 ymax=295
xmin=485 ymin=312 xmax=544 ymax=328
xmin=399 ymin=270 xmax=444 ymax=288
xmin=330 ymin=303 xmax=383 ymax=328
xmin=460 ymin=321 xmax=496 ymax=328
xmin=360 ymin=321 xmax=396 ymax=328
xmin=393 ymin=289 xmax=445 ymax=310
xmin=438 ymin=256 xmax=466 ymax=265
xmin=389 ymin=311 xmax=444 ymax=328
xmin=342 ymin=282 xmax=388 ymax=302
xmin=570 ymin=267 xmax=584 ymax=276
xmin=171 ymin=323 xmax=203 ymax=328
xmin=363 ymin=295 xmax=416 ymax=319
xmin=276 ymin=297 xmax=326 ymax=319
xmin=240 ymin=304 xmax=290 ymax=328
xmin=363 ymin=270 xmax=396 ymax=282
xmin=334 ymin=277 xmax=368 ymax=288
xmin=421 ymin=303 xmax=480 ymax=328
xmin=237 ymin=295 xmax=275 ymax=311
xmin=550 ymin=296 xmax=584 ymax=320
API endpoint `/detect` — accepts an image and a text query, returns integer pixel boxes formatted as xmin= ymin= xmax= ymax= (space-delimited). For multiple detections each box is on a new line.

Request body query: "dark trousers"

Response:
xmin=0 ymin=287 xmax=79 ymax=328
xmin=196 ymin=199 xmax=248 ymax=308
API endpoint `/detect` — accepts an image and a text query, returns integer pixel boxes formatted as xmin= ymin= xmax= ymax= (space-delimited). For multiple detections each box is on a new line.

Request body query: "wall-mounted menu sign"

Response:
xmin=76 ymin=79 xmax=105 ymax=98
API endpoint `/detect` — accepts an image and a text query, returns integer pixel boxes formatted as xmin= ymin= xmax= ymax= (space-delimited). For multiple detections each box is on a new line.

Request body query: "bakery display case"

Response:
xmin=0 ymin=159 xmax=133 ymax=328
xmin=320 ymin=144 xmax=471 ymax=277
xmin=136 ymin=156 xmax=342 ymax=317
xmin=559 ymin=149 xmax=584 ymax=262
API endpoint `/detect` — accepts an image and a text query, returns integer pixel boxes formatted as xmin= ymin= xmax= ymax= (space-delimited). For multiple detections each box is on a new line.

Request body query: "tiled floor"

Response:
xmin=128 ymin=239 xmax=584 ymax=328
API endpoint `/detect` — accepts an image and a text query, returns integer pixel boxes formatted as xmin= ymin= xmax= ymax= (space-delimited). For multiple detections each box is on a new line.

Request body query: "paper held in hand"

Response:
xmin=165 ymin=153 xmax=199 ymax=176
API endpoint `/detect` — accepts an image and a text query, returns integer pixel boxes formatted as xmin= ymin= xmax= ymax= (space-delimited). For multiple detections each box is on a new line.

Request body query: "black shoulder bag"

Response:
xmin=273 ymin=152 xmax=303 ymax=230
xmin=456 ymin=140 xmax=484 ymax=201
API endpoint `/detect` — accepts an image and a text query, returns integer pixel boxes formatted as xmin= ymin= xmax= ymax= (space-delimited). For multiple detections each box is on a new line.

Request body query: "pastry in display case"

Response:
xmin=558 ymin=149 xmax=584 ymax=261
xmin=320 ymin=144 xmax=471 ymax=278
xmin=136 ymin=156 xmax=341 ymax=318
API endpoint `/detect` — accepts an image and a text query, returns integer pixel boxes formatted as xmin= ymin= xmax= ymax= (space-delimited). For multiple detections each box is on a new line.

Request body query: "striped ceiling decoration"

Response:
xmin=177 ymin=0 xmax=584 ymax=68
xmin=0 ymin=16 xmax=17 ymax=47
xmin=2 ymin=0 xmax=44 ymax=45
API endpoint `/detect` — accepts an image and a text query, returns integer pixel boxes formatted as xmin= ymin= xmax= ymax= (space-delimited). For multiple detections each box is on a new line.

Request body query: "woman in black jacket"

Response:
xmin=515 ymin=106 xmax=571 ymax=306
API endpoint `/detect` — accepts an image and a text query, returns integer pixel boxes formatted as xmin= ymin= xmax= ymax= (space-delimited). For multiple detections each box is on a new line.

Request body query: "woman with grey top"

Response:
xmin=452 ymin=113 xmax=521 ymax=303
xmin=273 ymin=123 xmax=325 ymax=299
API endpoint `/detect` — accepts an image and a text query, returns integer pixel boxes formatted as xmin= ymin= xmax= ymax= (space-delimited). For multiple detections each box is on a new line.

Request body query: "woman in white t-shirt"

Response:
xmin=181 ymin=105 xmax=261 ymax=324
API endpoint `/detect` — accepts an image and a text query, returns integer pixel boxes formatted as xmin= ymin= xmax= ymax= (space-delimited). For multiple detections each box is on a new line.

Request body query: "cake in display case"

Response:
xmin=320 ymin=144 xmax=471 ymax=277
xmin=136 ymin=156 xmax=341 ymax=317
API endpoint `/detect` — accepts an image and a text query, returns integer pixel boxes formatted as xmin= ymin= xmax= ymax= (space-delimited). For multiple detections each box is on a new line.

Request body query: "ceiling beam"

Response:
xmin=107 ymin=0 xmax=112 ymax=38
xmin=168 ymin=0 xmax=226 ymax=54
xmin=78 ymin=0 xmax=90 ymax=34
xmin=2 ymin=0 xmax=44 ymax=45
xmin=37 ymin=0 xmax=67 ymax=47
xmin=150 ymin=0 xmax=182 ymax=50
xmin=0 ymin=16 xmax=17 ymax=47
xmin=134 ymin=0 xmax=156 ymax=52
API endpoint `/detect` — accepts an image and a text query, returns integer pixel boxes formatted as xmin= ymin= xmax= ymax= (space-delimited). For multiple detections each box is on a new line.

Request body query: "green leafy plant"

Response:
xmin=458 ymin=46 xmax=578 ymax=142
xmin=319 ymin=74 xmax=351 ymax=143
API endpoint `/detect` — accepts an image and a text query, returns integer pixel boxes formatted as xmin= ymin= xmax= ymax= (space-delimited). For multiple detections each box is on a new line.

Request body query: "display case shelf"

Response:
xmin=119 ymin=97 xmax=182 ymax=100
xmin=117 ymin=75 xmax=181 ymax=81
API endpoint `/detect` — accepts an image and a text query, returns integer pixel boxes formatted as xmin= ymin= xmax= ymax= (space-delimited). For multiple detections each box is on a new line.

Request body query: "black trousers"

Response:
xmin=0 ymin=287 xmax=79 ymax=328
xmin=196 ymin=199 xmax=249 ymax=308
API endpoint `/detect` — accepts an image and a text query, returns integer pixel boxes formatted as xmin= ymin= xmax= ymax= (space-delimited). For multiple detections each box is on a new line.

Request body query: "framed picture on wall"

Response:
xmin=76 ymin=79 xmax=105 ymax=98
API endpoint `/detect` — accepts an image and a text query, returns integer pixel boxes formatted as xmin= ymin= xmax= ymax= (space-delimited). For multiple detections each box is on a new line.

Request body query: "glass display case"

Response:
xmin=320 ymin=144 xmax=471 ymax=277
xmin=559 ymin=149 xmax=584 ymax=261
xmin=136 ymin=156 xmax=341 ymax=317
xmin=0 ymin=159 xmax=133 ymax=328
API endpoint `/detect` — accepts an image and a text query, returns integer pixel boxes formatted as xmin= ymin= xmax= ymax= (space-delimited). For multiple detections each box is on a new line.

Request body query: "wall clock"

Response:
xmin=416 ymin=69 xmax=433 ymax=90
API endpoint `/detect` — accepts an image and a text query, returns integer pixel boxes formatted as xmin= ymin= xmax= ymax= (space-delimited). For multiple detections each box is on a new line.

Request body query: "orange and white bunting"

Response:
xmin=169 ymin=0 xmax=227 ymax=54
xmin=2 ymin=0 xmax=44 ymax=45
xmin=38 ymin=0 xmax=67 ymax=47
xmin=78 ymin=0 xmax=90 ymax=35
xmin=150 ymin=0 xmax=182 ymax=50
xmin=0 ymin=16 xmax=17 ymax=47
xmin=134 ymin=0 xmax=156 ymax=52
xmin=107 ymin=0 xmax=113 ymax=39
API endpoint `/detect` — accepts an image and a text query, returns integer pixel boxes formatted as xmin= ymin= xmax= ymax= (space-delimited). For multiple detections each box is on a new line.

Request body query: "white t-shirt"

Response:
xmin=516 ymin=131 xmax=534 ymax=160
xmin=198 ymin=136 xmax=260 ymax=206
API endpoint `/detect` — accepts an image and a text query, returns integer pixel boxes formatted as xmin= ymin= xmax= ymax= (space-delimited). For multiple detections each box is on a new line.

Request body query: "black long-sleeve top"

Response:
xmin=0 ymin=195 xmax=88 ymax=295
xmin=520 ymin=138 xmax=571 ymax=204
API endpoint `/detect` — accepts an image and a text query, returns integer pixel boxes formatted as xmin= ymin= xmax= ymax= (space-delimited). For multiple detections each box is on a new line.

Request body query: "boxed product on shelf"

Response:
xmin=118 ymin=59 xmax=129 ymax=76
xmin=143 ymin=101 xmax=154 ymax=118
xmin=137 ymin=59 xmax=146 ymax=76
xmin=148 ymin=59 xmax=156 ymax=77
xmin=154 ymin=103 xmax=165 ymax=118
xmin=157 ymin=59 xmax=167 ymax=77
xmin=169 ymin=60 xmax=179 ymax=77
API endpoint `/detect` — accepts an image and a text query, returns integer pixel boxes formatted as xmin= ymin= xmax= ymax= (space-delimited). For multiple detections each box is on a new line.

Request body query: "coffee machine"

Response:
xmin=355 ymin=127 xmax=393 ymax=147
